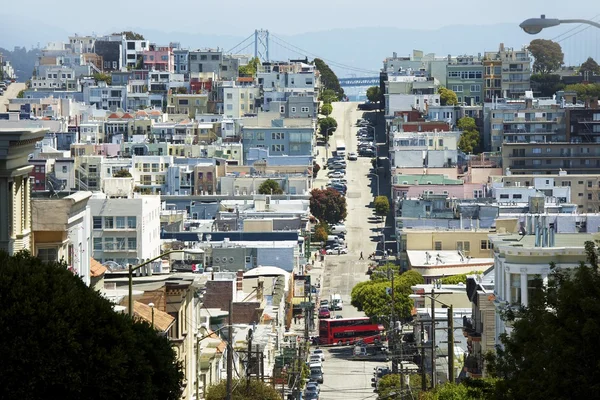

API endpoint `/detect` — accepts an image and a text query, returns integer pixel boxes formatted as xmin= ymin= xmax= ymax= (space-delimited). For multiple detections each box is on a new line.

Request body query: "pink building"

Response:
xmin=142 ymin=45 xmax=174 ymax=72
xmin=404 ymin=183 xmax=488 ymax=200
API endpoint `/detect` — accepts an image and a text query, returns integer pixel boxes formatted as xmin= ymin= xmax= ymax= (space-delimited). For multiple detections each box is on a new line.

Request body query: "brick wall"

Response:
xmin=232 ymin=302 xmax=262 ymax=324
xmin=203 ymin=280 xmax=233 ymax=309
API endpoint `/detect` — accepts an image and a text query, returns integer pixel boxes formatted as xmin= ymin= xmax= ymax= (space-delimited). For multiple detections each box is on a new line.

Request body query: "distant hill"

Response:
xmin=0 ymin=47 xmax=41 ymax=82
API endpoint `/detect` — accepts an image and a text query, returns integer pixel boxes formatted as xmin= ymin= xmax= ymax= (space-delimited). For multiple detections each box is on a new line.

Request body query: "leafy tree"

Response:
xmin=486 ymin=241 xmax=600 ymax=399
xmin=374 ymin=195 xmax=390 ymax=217
xmin=530 ymin=73 xmax=565 ymax=97
xmin=564 ymin=82 xmax=600 ymax=101
xmin=439 ymin=271 xmax=483 ymax=285
xmin=93 ymin=72 xmax=112 ymax=85
xmin=17 ymin=89 xmax=25 ymax=98
xmin=377 ymin=373 xmax=430 ymax=399
xmin=113 ymin=31 xmax=145 ymax=40
xmin=320 ymin=103 xmax=333 ymax=116
xmin=312 ymin=161 xmax=321 ymax=178
xmin=438 ymin=87 xmax=458 ymax=106
xmin=258 ymin=179 xmax=283 ymax=195
xmin=457 ymin=116 xmax=480 ymax=154
xmin=351 ymin=268 xmax=424 ymax=323
xmin=113 ymin=169 xmax=132 ymax=178
xmin=239 ymin=56 xmax=261 ymax=77
xmin=206 ymin=378 xmax=281 ymax=400
xmin=309 ymin=188 xmax=347 ymax=225
xmin=528 ymin=39 xmax=564 ymax=74
xmin=580 ymin=57 xmax=600 ymax=75
xmin=421 ymin=378 xmax=498 ymax=400
xmin=0 ymin=251 xmax=183 ymax=400
xmin=313 ymin=221 xmax=329 ymax=243
xmin=176 ymin=86 xmax=187 ymax=94
xmin=366 ymin=86 xmax=382 ymax=102
xmin=313 ymin=58 xmax=345 ymax=100
xmin=319 ymin=88 xmax=338 ymax=103
xmin=318 ymin=116 xmax=338 ymax=137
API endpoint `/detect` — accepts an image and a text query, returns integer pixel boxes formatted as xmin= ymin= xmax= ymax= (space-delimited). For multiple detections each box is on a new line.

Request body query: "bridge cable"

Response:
xmin=226 ymin=33 xmax=255 ymax=54
xmin=269 ymin=33 xmax=379 ymax=75
xmin=549 ymin=14 xmax=600 ymax=41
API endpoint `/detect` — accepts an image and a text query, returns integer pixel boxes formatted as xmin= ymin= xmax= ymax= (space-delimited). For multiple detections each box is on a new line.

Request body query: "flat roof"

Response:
xmin=406 ymin=250 xmax=494 ymax=268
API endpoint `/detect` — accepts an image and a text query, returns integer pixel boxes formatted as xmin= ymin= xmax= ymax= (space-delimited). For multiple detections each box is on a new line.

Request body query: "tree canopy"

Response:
xmin=113 ymin=169 xmax=132 ymax=178
xmin=421 ymin=378 xmax=498 ymax=400
xmin=486 ymin=241 xmax=600 ymax=399
xmin=319 ymin=88 xmax=339 ymax=103
xmin=313 ymin=58 xmax=345 ymax=100
xmin=239 ymin=56 xmax=261 ymax=77
xmin=439 ymin=271 xmax=483 ymax=285
xmin=580 ymin=57 xmax=600 ymax=75
xmin=93 ymin=72 xmax=112 ymax=85
xmin=374 ymin=195 xmax=390 ymax=217
xmin=366 ymin=86 xmax=382 ymax=102
xmin=318 ymin=116 xmax=338 ymax=137
xmin=0 ymin=251 xmax=183 ymax=400
xmin=457 ymin=116 xmax=480 ymax=154
xmin=564 ymin=82 xmax=600 ymax=101
xmin=438 ymin=87 xmax=458 ymax=106
xmin=258 ymin=179 xmax=283 ymax=195
xmin=113 ymin=31 xmax=145 ymax=40
xmin=351 ymin=267 xmax=424 ymax=324
xmin=320 ymin=103 xmax=333 ymax=116
xmin=309 ymin=188 xmax=347 ymax=225
xmin=528 ymin=39 xmax=564 ymax=74
xmin=530 ymin=73 xmax=565 ymax=97
xmin=206 ymin=379 xmax=281 ymax=400
xmin=313 ymin=221 xmax=330 ymax=243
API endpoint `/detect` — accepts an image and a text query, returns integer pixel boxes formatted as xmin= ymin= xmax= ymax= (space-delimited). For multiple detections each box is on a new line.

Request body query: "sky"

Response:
xmin=5 ymin=1 xmax=599 ymax=36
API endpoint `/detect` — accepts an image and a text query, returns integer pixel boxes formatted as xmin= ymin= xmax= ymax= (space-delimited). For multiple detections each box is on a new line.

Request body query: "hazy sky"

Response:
xmin=7 ymin=1 xmax=599 ymax=35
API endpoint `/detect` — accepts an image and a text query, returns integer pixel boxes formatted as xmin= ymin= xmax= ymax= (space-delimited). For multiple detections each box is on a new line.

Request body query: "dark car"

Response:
xmin=318 ymin=307 xmax=331 ymax=319
xmin=310 ymin=367 xmax=324 ymax=384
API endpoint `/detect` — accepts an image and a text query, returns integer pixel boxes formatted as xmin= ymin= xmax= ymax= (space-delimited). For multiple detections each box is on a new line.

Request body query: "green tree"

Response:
xmin=318 ymin=116 xmax=338 ymax=137
xmin=377 ymin=373 xmax=430 ymax=399
xmin=17 ymin=89 xmax=25 ymax=98
xmin=312 ymin=161 xmax=321 ymax=178
xmin=313 ymin=221 xmax=329 ymax=243
xmin=439 ymin=271 xmax=483 ymax=285
xmin=320 ymin=103 xmax=333 ymax=116
xmin=530 ymin=73 xmax=565 ymax=97
xmin=206 ymin=378 xmax=281 ymax=400
xmin=366 ymin=86 xmax=382 ymax=102
xmin=580 ymin=57 xmax=600 ymax=75
xmin=258 ymin=179 xmax=283 ymax=195
xmin=309 ymin=188 xmax=347 ymax=225
xmin=113 ymin=31 xmax=145 ymax=40
xmin=93 ymin=73 xmax=112 ymax=85
xmin=486 ymin=241 xmax=600 ymax=399
xmin=457 ymin=116 xmax=480 ymax=154
xmin=374 ymin=195 xmax=390 ymax=217
xmin=421 ymin=379 xmax=498 ymax=400
xmin=113 ymin=169 xmax=132 ymax=178
xmin=438 ymin=87 xmax=458 ymax=106
xmin=313 ymin=58 xmax=345 ymax=100
xmin=564 ymin=82 xmax=600 ymax=101
xmin=319 ymin=88 xmax=338 ymax=103
xmin=239 ymin=56 xmax=261 ymax=77
xmin=528 ymin=39 xmax=564 ymax=74
xmin=0 ymin=251 xmax=183 ymax=400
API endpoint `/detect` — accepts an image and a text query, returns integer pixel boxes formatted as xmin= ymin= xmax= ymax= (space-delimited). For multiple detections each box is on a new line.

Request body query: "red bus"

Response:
xmin=318 ymin=317 xmax=385 ymax=346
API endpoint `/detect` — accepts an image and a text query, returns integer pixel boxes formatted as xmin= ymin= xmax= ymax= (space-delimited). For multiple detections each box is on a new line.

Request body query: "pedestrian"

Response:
xmin=359 ymin=251 xmax=364 ymax=260
xmin=338 ymin=248 xmax=340 ymax=256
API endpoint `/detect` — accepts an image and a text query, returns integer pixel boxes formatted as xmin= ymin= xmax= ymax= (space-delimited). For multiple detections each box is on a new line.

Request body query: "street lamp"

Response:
xmin=520 ymin=14 xmax=600 ymax=34
xmin=148 ymin=302 xmax=155 ymax=329
xmin=368 ymin=173 xmax=380 ymax=197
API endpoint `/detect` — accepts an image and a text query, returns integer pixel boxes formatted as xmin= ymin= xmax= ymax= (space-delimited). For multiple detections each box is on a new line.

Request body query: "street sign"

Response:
xmin=300 ymin=302 xmax=313 ymax=308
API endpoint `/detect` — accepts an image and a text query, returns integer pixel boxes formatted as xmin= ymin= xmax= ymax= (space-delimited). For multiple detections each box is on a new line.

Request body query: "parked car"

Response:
xmin=309 ymin=355 xmax=322 ymax=365
xmin=327 ymin=171 xmax=345 ymax=179
xmin=311 ymin=349 xmax=325 ymax=361
xmin=319 ymin=300 xmax=329 ymax=309
xmin=329 ymin=178 xmax=348 ymax=185
xmin=326 ymin=247 xmax=348 ymax=255
xmin=330 ymin=224 xmax=347 ymax=234
xmin=306 ymin=381 xmax=321 ymax=394
xmin=329 ymin=163 xmax=346 ymax=170
xmin=359 ymin=149 xmax=376 ymax=157
xmin=310 ymin=365 xmax=324 ymax=384
xmin=318 ymin=307 xmax=331 ymax=319
xmin=347 ymin=152 xmax=358 ymax=161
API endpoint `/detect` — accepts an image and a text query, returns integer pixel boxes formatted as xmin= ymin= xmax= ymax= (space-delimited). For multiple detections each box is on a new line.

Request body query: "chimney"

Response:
xmin=499 ymin=43 xmax=505 ymax=52
xmin=236 ymin=270 xmax=244 ymax=291
xmin=549 ymin=221 xmax=556 ymax=247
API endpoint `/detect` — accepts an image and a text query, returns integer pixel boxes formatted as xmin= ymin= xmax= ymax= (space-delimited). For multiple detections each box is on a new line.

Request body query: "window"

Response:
xmin=291 ymin=107 xmax=297 ymax=113
xmin=513 ymin=194 xmax=522 ymax=199
xmin=272 ymin=132 xmax=285 ymax=140
xmin=510 ymin=274 xmax=521 ymax=304
xmin=37 ymin=248 xmax=58 ymax=262
xmin=532 ymin=148 xmax=541 ymax=154
xmin=588 ymin=193 xmax=593 ymax=200
xmin=470 ymin=84 xmax=481 ymax=92
xmin=127 ymin=216 xmax=136 ymax=228
xmin=500 ymin=194 xmax=509 ymax=199
xmin=226 ymin=104 xmax=233 ymax=110
xmin=271 ymin=144 xmax=285 ymax=152
xmin=457 ymin=241 xmax=470 ymax=252
xmin=116 ymin=216 xmax=125 ymax=229
xmin=301 ymin=107 xmax=310 ymax=113
xmin=434 ymin=241 xmax=442 ymax=251
xmin=588 ymin=181 xmax=593 ymax=188
xmin=128 ymin=238 xmax=137 ymax=250
xmin=104 ymin=238 xmax=114 ymax=251
xmin=104 ymin=217 xmax=114 ymax=229
xmin=451 ymin=85 xmax=463 ymax=92
xmin=280 ymin=105 xmax=285 ymax=113
xmin=226 ymin=93 xmax=232 ymax=99
xmin=116 ymin=237 xmax=126 ymax=250
xmin=211 ymin=55 xmax=219 ymax=60
xmin=438 ymin=139 xmax=443 ymax=147
xmin=480 ymin=240 xmax=491 ymax=250
xmin=93 ymin=216 xmax=102 ymax=229
xmin=256 ymin=132 xmax=265 ymax=141
xmin=93 ymin=238 xmax=102 ymax=250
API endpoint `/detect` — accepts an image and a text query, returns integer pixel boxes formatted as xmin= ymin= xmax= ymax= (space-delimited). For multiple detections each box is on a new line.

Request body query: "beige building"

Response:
xmin=0 ymin=128 xmax=47 ymax=254
xmin=167 ymin=93 xmax=209 ymax=117
xmin=483 ymin=43 xmax=531 ymax=100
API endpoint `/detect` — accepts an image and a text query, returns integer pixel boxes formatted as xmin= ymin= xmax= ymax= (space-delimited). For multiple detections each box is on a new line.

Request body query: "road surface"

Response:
xmin=0 ymin=82 xmax=26 ymax=112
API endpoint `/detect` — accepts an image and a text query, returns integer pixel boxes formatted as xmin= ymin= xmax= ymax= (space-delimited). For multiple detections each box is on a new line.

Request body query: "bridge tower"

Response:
xmin=254 ymin=29 xmax=270 ymax=62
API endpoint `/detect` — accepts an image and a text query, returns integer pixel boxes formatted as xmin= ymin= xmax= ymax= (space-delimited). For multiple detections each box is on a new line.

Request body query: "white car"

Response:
xmin=326 ymin=247 xmax=348 ymax=255
xmin=347 ymin=152 xmax=358 ymax=161
xmin=330 ymin=224 xmax=347 ymax=234
xmin=328 ymin=171 xmax=345 ymax=179
xmin=311 ymin=349 xmax=325 ymax=361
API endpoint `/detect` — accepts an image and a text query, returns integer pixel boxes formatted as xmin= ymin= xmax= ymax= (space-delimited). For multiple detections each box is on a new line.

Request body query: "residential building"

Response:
xmin=122 ymin=39 xmax=149 ymax=69
xmin=131 ymin=155 xmax=173 ymax=194
xmin=88 ymin=192 xmax=161 ymax=266
xmin=221 ymin=81 xmax=260 ymax=118
xmin=390 ymin=131 xmax=460 ymax=169
xmin=29 ymin=158 xmax=55 ymax=191
xmin=0 ymin=128 xmax=48 ymax=254
xmin=83 ymin=82 xmax=127 ymax=111
xmin=483 ymin=43 xmax=531 ymax=100
xmin=446 ymin=55 xmax=484 ymax=105
xmin=31 ymin=65 xmax=79 ymax=90
xmin=382 ymin=50 xmax=449 ymax=84
xmin=219 ymin=174 xmax=311 ymax=196
xmin=188 ymin=49 xmax=222 ymax=75
xmin=240 ymin=113 xmax=314 ymax=162
xmin=166 ymin=93 xmax=209 ymax=117
xmin=31 ymin=192 xmax=92 ymax=285
xmin=94 ymin=39 xmax=123 ymax=72
xmin=173 ymin=48 xmax=189 ymax=75
xmin=142 ymin=44 xmax=174 ymax=72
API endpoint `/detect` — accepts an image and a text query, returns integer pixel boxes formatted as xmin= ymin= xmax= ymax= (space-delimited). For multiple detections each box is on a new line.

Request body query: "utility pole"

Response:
xmin=246 ymin=327 xmax=253 ymax=393
xmin=257 ymin=344 xmax=263 ymax=382
xmin=431 ymin=288 xmax=436 ymax=389
xmin=420 ymin=321 xmax=426 ymax=392
xmin=448 ymin=304 xmax=454 ymax=384
xmin=389 ymin=268 xmax=397 ymax=374
xmin=227 ymin=300 xmax=233 ymax=400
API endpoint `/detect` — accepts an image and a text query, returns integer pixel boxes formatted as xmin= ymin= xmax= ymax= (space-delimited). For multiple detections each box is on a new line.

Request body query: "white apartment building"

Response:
xmin=123 ymin=39 xmax=149 ymax=68
xmin=219 ymin=174 xmax=312 ymax=196
xmin=31 ymin=66 xmax=78 ymax=90
xmin=221 ymin=82 xmax=260 ymax=119
xmin=83 ymin=82 xmax=127 ymax=111
xmin=131 ymin=155 xmax=173 ymax=194
xmin=390 ymin=131 xmax=460 ymax=169
xmin=89 ymin=193 xmax=161 ymax=267
xmin=385 ymin=93 xmax=441 ymax=116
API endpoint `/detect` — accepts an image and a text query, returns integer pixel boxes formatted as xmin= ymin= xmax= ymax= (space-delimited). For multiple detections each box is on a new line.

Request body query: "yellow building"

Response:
xmin=167 ymin=93 xmax=209 ymax=117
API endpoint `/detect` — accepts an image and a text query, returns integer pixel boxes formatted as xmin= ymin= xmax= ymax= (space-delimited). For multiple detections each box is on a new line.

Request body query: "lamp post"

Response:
xmin=195 ymin=322 xmax=237 ymax=400
xmin=128 ymin=249 xmax=186 ymax=317
xmin=520 ymin=14 xmax=600 ymax=34
xmin=149 ymin=302 xmax=155 ymax=329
